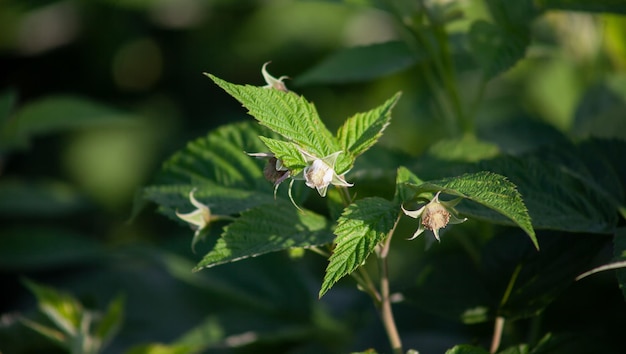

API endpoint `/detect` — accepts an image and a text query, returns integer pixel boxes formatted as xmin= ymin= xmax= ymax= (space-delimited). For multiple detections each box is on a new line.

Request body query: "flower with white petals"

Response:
xmin=401 ymin=191 xmax=467 ymax=241
xmin=262 ymin=62 xmax=289 ymax=92
xmin=300 ymin=149 xmax=352 ymax=197
xmin=176 ymin=189 xmax=219 ymax=238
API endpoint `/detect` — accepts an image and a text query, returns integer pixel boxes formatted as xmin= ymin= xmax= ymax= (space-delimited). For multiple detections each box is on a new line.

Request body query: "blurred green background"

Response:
xmin=2 ymin=0 xmax=626 ymax=353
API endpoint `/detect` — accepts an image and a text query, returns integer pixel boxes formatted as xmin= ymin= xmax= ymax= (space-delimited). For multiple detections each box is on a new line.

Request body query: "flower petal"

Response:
xmin=262 ymin=62 xmax=289 ymax=92
xmin=401 ymin=204 xmax=426 ymax=219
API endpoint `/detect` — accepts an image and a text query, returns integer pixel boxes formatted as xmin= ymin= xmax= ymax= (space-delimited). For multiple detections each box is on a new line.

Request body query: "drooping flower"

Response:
xmin=262 ymin=62 xmax=289 ymax=92
xmin=401 ymin=191 xmax=467 ymax=241
xmin=247 ymin=152 xmax=292 ymax=200
xmin=299 ymin=149 xmax=352 ymax=197
xmin=175 ymin=189 xmax=225 ymax=243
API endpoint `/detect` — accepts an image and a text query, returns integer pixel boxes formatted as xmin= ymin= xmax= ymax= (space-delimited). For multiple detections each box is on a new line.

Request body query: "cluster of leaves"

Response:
xmin=5 ymin=0 xmax=626 ymax=353
xmin=143 ymin=73 xmax=537 ymax=299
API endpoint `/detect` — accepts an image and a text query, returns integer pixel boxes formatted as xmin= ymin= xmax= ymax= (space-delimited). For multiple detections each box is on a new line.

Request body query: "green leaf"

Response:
xmin=143 ymin=183 xmax=275 ymax=223
xmin=468 ymin=20 xmax=529 ymax=80
xmin=535 ymin=0 xmax=626 ymax=14
xmin=294 ymin=41 xmax=419 ymax=85
xmin=22 ymin=279 xmax=83 ymax=337
xmin=95 ymin=294 xmax=124 ymax=348
xmin=258 ymin=136 xmax=307 ymax=175
xmin=319 ymin=197 xmax=398 ymax=297
xmin=336 ymin=92 xmax=401 ymax=163
xmin=394 ymin=166 xmax=425 ymax=204
xmin=445 ymin=344 xmax=489 ymax=354
xmin=194 ymin=201 xmax=333 ymax=270
xmin=475 ymin=148 xmax=621 ymax=233
xmin=207 ymin=74 xmax=352 ymax=174
xmin=154 ymin=121 xmax=272 ymax=191
xmin=407 ymin=171 xmax=537 ymax=249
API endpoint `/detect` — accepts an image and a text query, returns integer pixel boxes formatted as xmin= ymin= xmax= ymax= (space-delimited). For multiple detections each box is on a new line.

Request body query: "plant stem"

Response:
xmin=490 ymin=316 xmax=505 ymax=354
xmin=490 ymin=264 xmax=522 ymax=353
xmin=378 ymin=214 xmax=403 ymax=354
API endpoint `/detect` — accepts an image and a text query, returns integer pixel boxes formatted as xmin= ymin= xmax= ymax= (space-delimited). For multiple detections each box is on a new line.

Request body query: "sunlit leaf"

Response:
xmin=319 ymin=197 xmax=398 ymax=297
xmin=207 ymin=74 xmax=352 ymax=174
xmin=22 ymin=279 xmax=82 ymax=337
xmin=336 ymin=92 xmax=401 ymax=164
xmin=153 ymin=121 xmax=272 ymax=191
xmin=258 ymin=136 xmax=307 ymax=175
xmin=406 ymin=171 xmax=537 ymax=249
xmin=194 ymin=201 xmax=333 ymax=270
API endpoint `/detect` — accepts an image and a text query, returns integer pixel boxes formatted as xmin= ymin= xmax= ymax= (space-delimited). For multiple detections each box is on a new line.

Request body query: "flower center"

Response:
xmin=304 ymin=159 xmax=333 ymax=189
xmin=421 ymin=203 xmax=450 ymax=231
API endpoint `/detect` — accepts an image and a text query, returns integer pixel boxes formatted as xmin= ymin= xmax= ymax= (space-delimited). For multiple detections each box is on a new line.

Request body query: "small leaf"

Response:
xmin=319 ymin=197 xmax=398 ymax=297
xmin=407 ymin=171 xmax=537 ymax=249
xmin=295 ymin=41 xmax=419 ymax=85
xmin=394 ymin=166 xmax=425 ymax=204
xmin=95 ymin=294 xmax=125 ymax=348
xmin=258 ymin=136 xmax=307 ymax=174
xmin=207 ymin=74 xmax=352 ymax=173
xmin=22 ymin=279 xmax=82 ymax=337
xmin=336 ymin=92 xmax=401 ymax=164
xmin=194 ymin=201 xmax=333 ymax=270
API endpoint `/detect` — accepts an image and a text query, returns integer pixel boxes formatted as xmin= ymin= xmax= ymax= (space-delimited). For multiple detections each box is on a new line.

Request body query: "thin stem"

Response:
xmin=490 ymin=265 xmax=522 ymax=352
xmin=490 ymin=316 xmax=505 ymax=354
xmin=378 ymin=214 xmax=403 ymax=354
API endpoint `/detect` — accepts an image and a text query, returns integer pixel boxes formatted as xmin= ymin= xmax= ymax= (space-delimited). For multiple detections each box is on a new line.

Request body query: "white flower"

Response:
xmin=401 ymin=191 xmax=467 ymax=241
xmin=176 ymin=189 xmax=216 ymax=237
xmin=299 ymin=149 xmax=352 ymax=197
xmin=262 ymin=62 xmax=289 ymax=92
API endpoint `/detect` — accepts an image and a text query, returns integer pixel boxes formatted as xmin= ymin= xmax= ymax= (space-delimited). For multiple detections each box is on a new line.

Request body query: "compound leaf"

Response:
xmin=207 ymin=74 xmax=352 ymax=174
